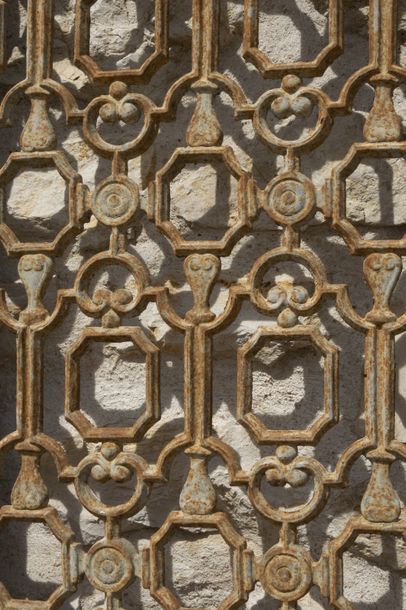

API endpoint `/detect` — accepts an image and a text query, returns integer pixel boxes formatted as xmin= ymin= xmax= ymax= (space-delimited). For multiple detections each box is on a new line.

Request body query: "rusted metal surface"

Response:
xmin=0 ymin=1 xmax=404 ymax=609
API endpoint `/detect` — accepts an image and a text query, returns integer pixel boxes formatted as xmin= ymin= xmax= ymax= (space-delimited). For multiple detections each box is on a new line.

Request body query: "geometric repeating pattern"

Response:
xmin=0 ymin=1 xmax=404 ymax=609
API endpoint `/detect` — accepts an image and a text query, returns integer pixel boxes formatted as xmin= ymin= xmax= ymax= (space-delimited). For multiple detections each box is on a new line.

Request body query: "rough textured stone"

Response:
xmin=0 ymin=2 xmax=405 ymax=609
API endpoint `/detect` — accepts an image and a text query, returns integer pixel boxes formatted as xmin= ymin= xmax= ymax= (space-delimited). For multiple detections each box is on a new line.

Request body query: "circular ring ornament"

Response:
xmin=74 ymin=251 xmax=149 ymax=317
xmin=265 ymin=172 xmax=315 ymax=226
xmin=248 ymin=456 xmax=326 ymax=523
xmin=83 ymin=90 xmax=154 ymax=154
xmin=260 ymin=544 xmax=312 ymax=602
xmin=253 ymin=86 xmax=330 ymax=151
xmin=86 ymin=539 xmax=134 ymax=593
xmin=249 ymin=247 xmax=325 ymax=316
xmin=93 ymin=176 xmax=139 ymax=226
xmin=75 ymin=451 xmax=148 ymax=518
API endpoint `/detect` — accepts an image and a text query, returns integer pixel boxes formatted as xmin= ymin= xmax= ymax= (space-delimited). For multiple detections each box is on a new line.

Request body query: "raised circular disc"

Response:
xmin=261 ymin=546 xmax=312 ymax=602
xmin=86 ymin=539 xmax=134 ymax=593
xmin=92 ymin=176 xmax=139 ymax=226
xmin=265 ymin=172 xmax=315 ymax=226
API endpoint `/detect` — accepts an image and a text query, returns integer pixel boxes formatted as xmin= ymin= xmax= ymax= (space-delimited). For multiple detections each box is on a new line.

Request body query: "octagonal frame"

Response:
xmin=65 ymin=326 xmax=160 ymax=441
xmin=142 ymin=510 xmax=254 ymax=610
xmin=332 ymin=142 xmax=406 ymax=254
xmin=327 ymin=517 xmax=405 ymax=608
xmin=237 ymin=325 xmax=339 ymax=444
xmin=74 ymin=0 xmax=169 ymax=82
xmin=0 ymin=505 xmax=79 ymax=609
xmin=0 ymin=151 xmax=87 ymax=255
xmin=243 ymin=0 xmax=343 ymax=78
xmin=154 ymin=146 xmax=255 ymax=255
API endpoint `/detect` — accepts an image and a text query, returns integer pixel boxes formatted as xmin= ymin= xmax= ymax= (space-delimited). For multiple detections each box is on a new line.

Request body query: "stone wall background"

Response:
xmin=0 ymin=1 xmax=405 ymax=609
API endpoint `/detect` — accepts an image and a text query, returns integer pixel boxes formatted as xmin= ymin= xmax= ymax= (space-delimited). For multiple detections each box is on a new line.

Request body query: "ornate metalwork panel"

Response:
xmin=0 ymin=1 xmax=405 ymax=609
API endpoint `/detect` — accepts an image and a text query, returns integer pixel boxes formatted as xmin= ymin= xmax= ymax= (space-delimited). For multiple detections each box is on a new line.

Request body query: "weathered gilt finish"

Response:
xmin=0 ymin=1 xmax=404 ymax=609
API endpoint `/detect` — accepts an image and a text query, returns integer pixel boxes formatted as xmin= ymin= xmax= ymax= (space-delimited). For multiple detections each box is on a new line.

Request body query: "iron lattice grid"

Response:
xmin=0 ymin=1 xmax=404 ymax=609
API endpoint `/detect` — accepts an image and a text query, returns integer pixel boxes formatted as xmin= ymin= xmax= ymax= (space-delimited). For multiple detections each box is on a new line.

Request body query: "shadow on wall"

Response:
xmin=0 ymin=0 xmax=405 ymax=609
